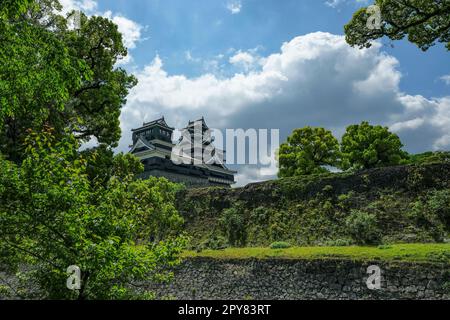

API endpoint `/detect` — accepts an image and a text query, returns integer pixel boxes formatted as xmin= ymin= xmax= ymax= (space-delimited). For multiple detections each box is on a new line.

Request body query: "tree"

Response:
xmin=0 ymin=130 xmax=186 ymax=299
xmin=81 ymin=145 xmax=145 ymax=187
xmin=340 ymin=121 xmax=408 ymax=170
xmin=345 ymin=0 xmax=450 ymax=52
xmin=0 ymin=1 xmax=137 ymax=163
xmin=278 ymin=127 xmax=340 ymax=177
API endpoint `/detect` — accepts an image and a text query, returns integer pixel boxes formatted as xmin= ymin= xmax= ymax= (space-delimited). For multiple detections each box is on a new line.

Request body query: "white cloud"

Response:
xmin=230 ymin=51 xmax=255 ymax=66
xmin=441 ymin=74 xmax=450 ymax=85
xmin=226 ymin=1 xmax=242 ymax=14
xmin=119 ymin=32 xmax=450 ymax=186
xmin=115 ymin=54 xmax=134 ymax=66
xmin=104 ymin=11 xmax=143 ymax=50
xmin=228 ymin=47 xmax=266 ymax=73
xmin=59 ymin=0 xmax=98 ymax=15
xmin=325 ymin=0 xmax=369 ymax=8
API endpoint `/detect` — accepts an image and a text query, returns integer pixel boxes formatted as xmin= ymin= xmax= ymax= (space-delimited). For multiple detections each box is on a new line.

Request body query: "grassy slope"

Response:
xmin=183 ymin=244 xmax=450 ymax=264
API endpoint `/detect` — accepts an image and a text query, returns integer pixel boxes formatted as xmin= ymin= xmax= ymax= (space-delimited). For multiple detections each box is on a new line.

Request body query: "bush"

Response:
xmin=220 ymin=205 xmax=247 ymax=247
xmin=345 ymin=210 xmax=380 ymax=244
xmin=408 ymin=189 xmax=450 ymax=242
xmin=408 ymin=151 xmax=450 ymax=165
xmin=270 ymin=242 xmax=291 ymax=249
xmin=428 ymin=189 xmax=450 ymax=227
xmin=201 ymin=235 xmax=228 ymax=250
xmin=323 ymin=238 xmax=353 ymax=247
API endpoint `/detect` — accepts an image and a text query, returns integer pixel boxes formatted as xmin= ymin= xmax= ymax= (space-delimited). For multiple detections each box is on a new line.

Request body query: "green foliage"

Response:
xmin=345 ymin=0 xmax=450 ymax=52
xmin=81 ymin=144 xmax=144 ymax=187
xmin=181 ymin=163 xmax=449 ymax=248
xmin=345 ymin=210 xmax=381 ymax=245
xmin=340 ymin=121 xmax=408 ymax=170
xmin=408 ymin=189 xmax=450 ymax=242
xmin=428 ymin=189 xmax=450 ymax=224
xmin=220 ymin=205 xmax=247 ymax=247
xmin=278 ymin=127 xmax=339 ymax=177
xmin=0 ymin=1 xmax=137 ymax=162
xmin=0 ymin=0 xmax=35 ymax=19
xmin=0 ymin=130 xmax=186 ymax=299
xmin=270 ymin=242 xmax=292 ymax=249
xmin=322 ymin=239 xmax=353 ymax=247
xmin=200 ymin=235 xmax=228 ymax=250
xmin=337 ymin=191 xmax=356 ymax=210
xmin=408 ymin=151 xmax=450 ymax=165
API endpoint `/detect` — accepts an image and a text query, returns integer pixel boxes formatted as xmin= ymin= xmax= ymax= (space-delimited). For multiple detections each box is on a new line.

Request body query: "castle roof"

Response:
xmin=132 ymin=116 xmax=174 ymax=131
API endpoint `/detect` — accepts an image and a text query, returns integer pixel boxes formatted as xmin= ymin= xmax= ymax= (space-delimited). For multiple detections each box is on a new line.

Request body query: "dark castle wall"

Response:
xmin=140 ymin=169 xmax=211 ymax=188
xmin=145 ymin=258 xmax=450 ymax=300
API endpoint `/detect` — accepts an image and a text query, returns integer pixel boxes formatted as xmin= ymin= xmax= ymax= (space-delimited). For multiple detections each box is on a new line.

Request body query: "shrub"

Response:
xmin=270 ymin=241 xmax=292 ymax=249
xmin=428 ymin=189 xmax=450 ymax=227
xmin=269 ymin=222 xmax=287 ymax=242
xmin=220 ymin=205 xmax=247 ymax=247
xmin=201 ymin=234 xmax=228 ymax=250
xmin=408 ymin=151 xmax=450 ymax=165
xmin=337 ymin=191 xmax=356 ymax=210
xmin=408 ymin=189 xmax=450 ymax=242
xmin=323 ymin=238 xmax=353 ymax=247
xmin=345 ymin=210 xmax=380 ymax=244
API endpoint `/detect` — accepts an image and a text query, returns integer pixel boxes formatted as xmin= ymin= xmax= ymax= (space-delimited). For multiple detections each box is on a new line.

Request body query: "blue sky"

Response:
xmin=67 ymin=0 xmax=450 ymax=185
xmin=96 ymin=0 xmax=449 ymax=97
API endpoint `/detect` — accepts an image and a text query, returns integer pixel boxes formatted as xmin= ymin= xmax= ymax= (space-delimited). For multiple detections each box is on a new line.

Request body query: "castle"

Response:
xmin=129 ymin=117 xmax=236 ymax=188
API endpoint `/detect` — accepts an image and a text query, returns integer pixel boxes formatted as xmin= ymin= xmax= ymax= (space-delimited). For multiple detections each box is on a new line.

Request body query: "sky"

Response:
xmin=63 ymin=0 xmax=450 ymax=186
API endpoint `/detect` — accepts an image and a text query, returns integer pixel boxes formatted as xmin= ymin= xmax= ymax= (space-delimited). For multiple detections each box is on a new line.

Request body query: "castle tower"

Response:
xmin=130 ymin=117 xmax=175 ymax=160
xmin=129 ymin=117 xmax=236 ymax=188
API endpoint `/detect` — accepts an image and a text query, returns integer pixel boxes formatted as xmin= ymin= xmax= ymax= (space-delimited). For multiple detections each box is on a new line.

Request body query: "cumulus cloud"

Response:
xmin=229 ymin=51 xmax=254 ymax=66
xmin=229 ymin=49 xmax=263 ymax=73
xmin=119 ymin=32 xmax=450 ymax=186
xmin=226 ymin=1 xmax=242 ymax=14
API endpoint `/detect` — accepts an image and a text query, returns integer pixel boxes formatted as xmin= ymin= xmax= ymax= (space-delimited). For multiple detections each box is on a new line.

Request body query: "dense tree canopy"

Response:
xmin=278 ymin=127 xmax=340 ymax=177
xmin=0 ymin=1 xmax=186 ymax=300
xmin=0 ymin=0 xmax=136 ymax=162
xmin=0 ymin=130 xmax=185 ymax=299
xmin=340 ymin=121 xmax=408 ymax=170
xmin=345 ymin=0 xmax=450 ymax=51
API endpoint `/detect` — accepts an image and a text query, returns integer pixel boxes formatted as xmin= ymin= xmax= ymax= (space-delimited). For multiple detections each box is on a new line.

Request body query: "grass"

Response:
xmin=183 ymin=243 xmax=450 ymax=264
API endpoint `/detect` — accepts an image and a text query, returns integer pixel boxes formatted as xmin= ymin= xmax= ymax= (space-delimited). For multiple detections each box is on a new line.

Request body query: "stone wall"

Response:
xmin=141 ymin=169 xmax=210 ymax=188
xmin=147 ymin=258 xmax=450 ymax=300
